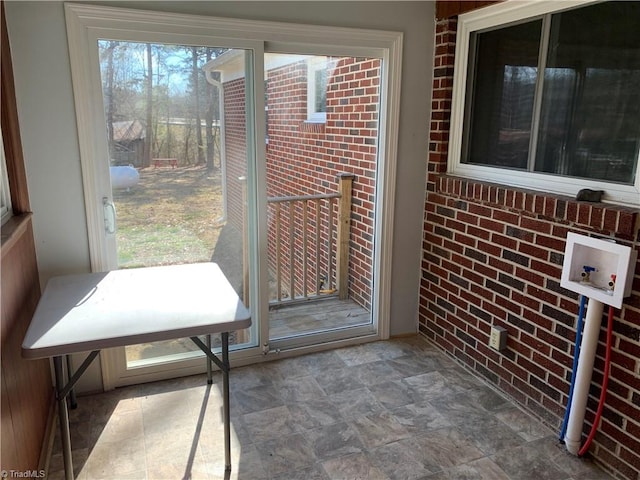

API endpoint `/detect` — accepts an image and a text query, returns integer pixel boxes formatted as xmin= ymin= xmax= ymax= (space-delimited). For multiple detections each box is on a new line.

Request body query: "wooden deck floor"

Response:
xmin=127 ymin=297 xmax=370 ymax=362
xmin=269 ymin=297 xmax=371 ymax=339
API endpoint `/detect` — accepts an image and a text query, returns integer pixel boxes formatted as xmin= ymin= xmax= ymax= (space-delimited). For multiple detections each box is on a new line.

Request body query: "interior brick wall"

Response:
xmin=420 ymin=16 xmax=640 ymax=480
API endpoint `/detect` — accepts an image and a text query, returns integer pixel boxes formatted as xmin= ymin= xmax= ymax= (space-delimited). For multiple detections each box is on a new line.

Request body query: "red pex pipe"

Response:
xmin=578 ymin=305 xmax=615 ymax=457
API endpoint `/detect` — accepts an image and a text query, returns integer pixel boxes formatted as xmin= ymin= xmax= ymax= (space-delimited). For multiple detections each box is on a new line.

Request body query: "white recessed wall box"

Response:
xmin=560 ymin=232 xmax=637 ymax=309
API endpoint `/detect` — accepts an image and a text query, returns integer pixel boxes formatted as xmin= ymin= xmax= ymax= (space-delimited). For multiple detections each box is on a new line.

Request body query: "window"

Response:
xmin=307 ymin=56 xmax=328 ymax=123
xmin=449 ymin=1 xmax=640 ymax=205
xmin=1 ymin=128 xmax=12 ymax=224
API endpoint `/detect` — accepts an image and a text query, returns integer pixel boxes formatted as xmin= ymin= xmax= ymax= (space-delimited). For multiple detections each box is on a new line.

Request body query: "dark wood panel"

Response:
xmin=436 ymin=0 xmax=502 ymax=19
xmin=1 ymin=1 xmax=30 ymax=213
xmin=1 ymin=218 xmax=52 ymax=470
xmin=0 ymin=371 xmax=19 ymax=469
xmin=436 ymin=1 xmax=460 ymax=20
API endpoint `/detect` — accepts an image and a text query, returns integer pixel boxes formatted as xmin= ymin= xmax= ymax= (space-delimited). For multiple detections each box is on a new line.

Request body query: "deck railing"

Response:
xmin=267 ymin=173 xmax=353 ymax=307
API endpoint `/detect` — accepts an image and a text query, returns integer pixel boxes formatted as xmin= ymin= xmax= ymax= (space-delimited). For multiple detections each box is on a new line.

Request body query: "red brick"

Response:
xmin=530 ymin=260 xmax=562 ymax=279
xmin=479 ymin=218 xmax=505 ymax=233
xmin=565 ymin=202 xmax=578 ymax=223
xmin=492 ymin=233 xmax=518 ymax=250
xmin=477 ymin=240 xmax=502 ymax=257
xmin=467 ymin=225 xmax=491 ymax=241
xmin=457 ymin=211 xmax=479 ymax=225
xmin=527 ymin=285 xmax=559 ymax=305
xmin=603 ymin=209 xmax=618 ymax=232
xmin=535 ymin=234 xmax=565 ymax=252
xmin=482 ymin=300 xmax=506 ymax=320
xmin=520 ymin=331 xmax=551 ymax=356
xmin=618 ymin=211 xmax=638 ymax=238
xmin=468 ymin=203 xmax=492 ymax=217
xmin=533 ymin=351 xmax=565 ymax=378
xmin=518 ymin=242 xmax=551 ymax=261
xmin=515 ymin=266 xmax=545 ymax=286
xmin=577 ymin=203 xmax=592 ymax=226
xmin=620 ymin=446 xmax=640 ymax=472
xmin=460 ymin=290 xmax=482 ymax=307
xmin=488 ymin=257 xmax=515 ymax=274
xmin=493 ymin=209 xmax=519 ymax=225
xmin=474 ymin=263 xmax=498 ymax=280
xmin=495 ymin=296 xmax=522 ymax=315
xmin=454 ymin=232 xmax=476 ymax=247
xmin=512 ymin=292 xmax=541 ymax=311
xmin=543 ymin=197 xmax=557 ymax=218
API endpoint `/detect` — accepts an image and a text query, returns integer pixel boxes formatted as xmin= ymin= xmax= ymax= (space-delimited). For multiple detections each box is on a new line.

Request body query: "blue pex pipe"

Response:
xmin=560 ymin=294 xmax=587 ymax=441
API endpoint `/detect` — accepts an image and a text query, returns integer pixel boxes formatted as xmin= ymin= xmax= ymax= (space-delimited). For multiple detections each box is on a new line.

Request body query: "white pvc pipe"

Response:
xmin=564 ymin=298 xmax=604 ymax=455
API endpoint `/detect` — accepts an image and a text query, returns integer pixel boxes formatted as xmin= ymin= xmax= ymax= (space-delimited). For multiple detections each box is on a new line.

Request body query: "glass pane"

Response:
xmin=1 ymin=128 xmax=11 ymax=223
xmin=463 ymin=20 xmax=542 ymax=169
xmin=264 ymin=54 xmax=378 ymax=340
xmin=535 ymin=2 xmax=640 ymax=184
xmin=97 ymin=41 xmax=254 ymax=367
xmin=314 ymin=68 xmax=327 ymax=112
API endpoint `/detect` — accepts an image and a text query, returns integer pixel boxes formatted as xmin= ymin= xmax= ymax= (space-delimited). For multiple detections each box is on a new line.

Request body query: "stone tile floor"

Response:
xmin=48 ymin=336 xmax=614 ymax=479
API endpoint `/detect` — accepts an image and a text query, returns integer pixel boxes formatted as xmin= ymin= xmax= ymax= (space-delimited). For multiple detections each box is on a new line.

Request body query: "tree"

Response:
xmin=103 ymin=41 xmax=118 ymax=162
xmin=192 ymin=46 xmax=205 ymax=165
xmin=98 ymin=41 xmax=228 ymax=169
xmin=143 ymin=42 xmax=153 ymax=168
xmin=205 ymin=48 xmax=216 ymax=172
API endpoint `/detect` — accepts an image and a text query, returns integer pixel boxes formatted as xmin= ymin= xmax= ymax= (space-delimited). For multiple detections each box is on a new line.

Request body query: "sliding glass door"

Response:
xmin=66 ymin=4 xmax=400 ymax=388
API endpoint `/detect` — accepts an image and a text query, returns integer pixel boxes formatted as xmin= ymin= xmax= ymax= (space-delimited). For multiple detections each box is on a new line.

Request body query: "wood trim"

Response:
xmin=436 ymin=1 xmax=501 ymax=19
xmin=1 ymin=1 xmax=30 ymax=213
xmin=1 ymin=212 xmax=33 ymax=256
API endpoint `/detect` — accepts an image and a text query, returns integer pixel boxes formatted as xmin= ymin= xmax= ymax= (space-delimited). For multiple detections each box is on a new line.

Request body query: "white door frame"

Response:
xmin=65 ymin=3 xmax=400 ymax=390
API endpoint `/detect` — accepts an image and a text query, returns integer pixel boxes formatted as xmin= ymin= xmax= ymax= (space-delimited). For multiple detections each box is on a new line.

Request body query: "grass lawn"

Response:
xmin=113 ymin=165 xmax=224 ymax=268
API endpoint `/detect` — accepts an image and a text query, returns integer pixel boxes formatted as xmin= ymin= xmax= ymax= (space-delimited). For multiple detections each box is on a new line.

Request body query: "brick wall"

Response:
xmin=266 ymin=57 xmax=379 ymax=308
xmin=222 ymin=77 xmax=248 ymax=233
xmin=420 ymin=16 xmax=640 ymax=480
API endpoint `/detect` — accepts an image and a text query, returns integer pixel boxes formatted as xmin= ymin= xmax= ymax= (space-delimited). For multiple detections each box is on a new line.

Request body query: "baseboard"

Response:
xmin=389 ymin=332 xmax=420 ymax=338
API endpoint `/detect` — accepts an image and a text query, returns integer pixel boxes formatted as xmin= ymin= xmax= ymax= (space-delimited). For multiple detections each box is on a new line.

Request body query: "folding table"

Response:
xmin=22 ymin=262 xmax=251 ymax=480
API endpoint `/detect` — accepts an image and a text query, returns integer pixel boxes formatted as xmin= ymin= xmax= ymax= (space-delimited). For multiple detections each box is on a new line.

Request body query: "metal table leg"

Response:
xmin=66 ymin=355 xmax=78 ymax=409
xmin=190 ymin=333 xmax=232 ymax=472
xmin=206 ymin=334 xmax=213 ymax=384
xmin=222 ymin=332 xmax=231 ymax=471
xmin=54 ymin=356 xmax=74 ymax=480
xmin=52 ymin=351 xmax=100 ymax=480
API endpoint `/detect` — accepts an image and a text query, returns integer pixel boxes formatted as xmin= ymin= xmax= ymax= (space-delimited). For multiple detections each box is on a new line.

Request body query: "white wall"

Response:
xmin=5 ymin=1 xmax=434 ymax=390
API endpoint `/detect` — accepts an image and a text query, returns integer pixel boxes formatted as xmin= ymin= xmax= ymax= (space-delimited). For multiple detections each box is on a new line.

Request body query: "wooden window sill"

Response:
xmin=1 ymin=212 xmax=33 ymax=258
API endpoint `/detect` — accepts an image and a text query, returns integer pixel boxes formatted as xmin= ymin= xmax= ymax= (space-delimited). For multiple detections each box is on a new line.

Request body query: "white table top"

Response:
xmin=22 ymin=263 xmax=251 ymax=359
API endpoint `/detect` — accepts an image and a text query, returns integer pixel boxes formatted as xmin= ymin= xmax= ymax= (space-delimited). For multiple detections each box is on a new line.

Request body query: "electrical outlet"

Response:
xmin=490 ymin=326 xmax=507 ymax=351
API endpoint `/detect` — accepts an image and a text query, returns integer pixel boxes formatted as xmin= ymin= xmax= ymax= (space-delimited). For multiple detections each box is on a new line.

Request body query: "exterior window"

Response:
xmin=1 ymin=128 xmax=12 ymax=224
xmin=307 ymin=56 xmax=328 ymax=123
xmin=451 ymin=1 xmax=640 ymax=205
xmin=463 ymin=20 xmax=541 ymax=170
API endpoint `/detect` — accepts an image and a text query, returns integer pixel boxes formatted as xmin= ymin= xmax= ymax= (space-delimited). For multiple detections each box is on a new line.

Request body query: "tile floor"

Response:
xmin=48 ymin=336 xmax=614 ymax=480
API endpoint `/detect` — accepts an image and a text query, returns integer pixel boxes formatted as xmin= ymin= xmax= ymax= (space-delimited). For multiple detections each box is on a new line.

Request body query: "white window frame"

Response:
xmin=307 ymin=56 xmax=327 ymax=123
xmin=1 ymin=128 xmax=13 ymax=225
xmin=448 ymin=0 xmax=640 ymax=206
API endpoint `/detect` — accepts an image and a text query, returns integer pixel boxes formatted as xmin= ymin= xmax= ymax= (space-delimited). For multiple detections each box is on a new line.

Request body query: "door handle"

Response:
xmin=102 ymin=197 xmax=116 ymax=234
